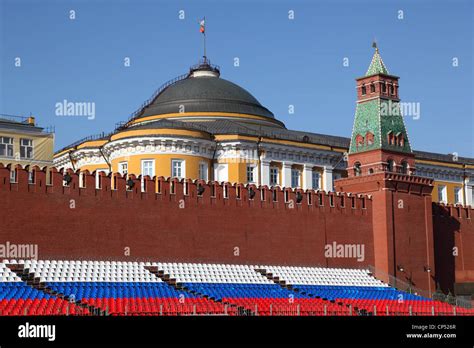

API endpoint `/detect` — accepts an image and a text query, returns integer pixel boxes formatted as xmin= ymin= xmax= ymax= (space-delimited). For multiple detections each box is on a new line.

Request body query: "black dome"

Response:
xmin=136 ymin=70 xmax=275 ymax=120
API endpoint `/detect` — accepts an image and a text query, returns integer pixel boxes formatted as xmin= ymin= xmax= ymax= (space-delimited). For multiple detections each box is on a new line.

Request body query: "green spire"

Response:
xmin=366 ymin=44 xmax=389 ymax=76
xmin=349 ymin=44 xmax=412 ymax=155
xmin=349 ymin=99 xmax=412 ymax=154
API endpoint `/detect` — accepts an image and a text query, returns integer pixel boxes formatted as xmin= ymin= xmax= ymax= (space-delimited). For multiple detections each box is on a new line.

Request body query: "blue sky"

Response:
xmin=0 ymin=0 xmax=472 ymax=156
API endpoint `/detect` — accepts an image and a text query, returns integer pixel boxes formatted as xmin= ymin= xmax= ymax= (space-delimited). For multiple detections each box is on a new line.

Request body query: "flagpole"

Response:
xmin=203 ymin=16 xmax=206 ymax=59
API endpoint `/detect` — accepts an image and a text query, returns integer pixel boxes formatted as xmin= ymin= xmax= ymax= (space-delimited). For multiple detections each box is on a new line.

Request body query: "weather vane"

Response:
xmin=372 ymin=39 xmax=378 ymax=52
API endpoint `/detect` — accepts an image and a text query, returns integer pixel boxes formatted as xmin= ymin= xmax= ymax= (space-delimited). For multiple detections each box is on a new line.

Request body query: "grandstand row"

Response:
xmin=0 ymin=260 xmax=472 ymax=316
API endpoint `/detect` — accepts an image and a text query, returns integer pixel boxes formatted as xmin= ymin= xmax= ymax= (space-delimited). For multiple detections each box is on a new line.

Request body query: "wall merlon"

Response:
xmin=0 ymin=163 xmax=372 ymax=213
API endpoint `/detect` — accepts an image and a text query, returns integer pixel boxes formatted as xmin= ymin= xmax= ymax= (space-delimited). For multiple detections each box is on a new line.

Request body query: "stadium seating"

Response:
xmin=0 ymin=263 xmax=88 ymax=315
xmin=260 ymin=265 xmax=470 ymax=316
xmin=0 ymin=260 xmax=471 ymax=316
xmin=156 ymin=262 xmax=349 ymax=315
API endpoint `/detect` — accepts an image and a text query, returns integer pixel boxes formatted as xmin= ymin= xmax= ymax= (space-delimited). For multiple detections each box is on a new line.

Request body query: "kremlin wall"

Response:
xmin=0 ymin=163 xmax=472 ymax=299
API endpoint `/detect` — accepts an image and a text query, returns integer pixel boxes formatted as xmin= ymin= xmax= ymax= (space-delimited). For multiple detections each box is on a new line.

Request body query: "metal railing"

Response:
xmin=125 ymin=72 xmax=189 ymax=124
xmin=0 ymin=114 xmax=30 ymax=123
xmin=367 ymin=265 xmax=472 ymax=309
xmin=2 ymin=302 xmax=471 ymax=316
xmin=56 ymin=131 xmax=112 ymax=153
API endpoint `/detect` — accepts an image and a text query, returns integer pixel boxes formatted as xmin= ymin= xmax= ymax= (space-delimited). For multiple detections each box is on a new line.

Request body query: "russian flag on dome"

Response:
xmin=199 ymin=18 xmax=205 ymax=34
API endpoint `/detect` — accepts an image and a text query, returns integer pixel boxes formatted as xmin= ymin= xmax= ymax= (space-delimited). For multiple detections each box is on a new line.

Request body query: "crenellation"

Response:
xmin=0 ymin=162 xmax=376 ymax=213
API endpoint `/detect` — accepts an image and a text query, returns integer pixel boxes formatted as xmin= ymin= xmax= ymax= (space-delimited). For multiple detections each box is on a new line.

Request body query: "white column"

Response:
xmin=465 ymin=178 xmax=473 ymax=207
xmin=323 ymin=166 xmax=334 ymax=192
xmin=261 ymin=160 xmax=270 ymax=186
xmin=302 ymin=164 xmax=313 ymax=190
xmin=282 ymin=162 xmax=292 ymax=188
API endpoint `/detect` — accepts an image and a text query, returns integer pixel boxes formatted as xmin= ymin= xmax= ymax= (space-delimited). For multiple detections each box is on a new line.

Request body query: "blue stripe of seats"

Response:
xmin=0 ymin=282 xmax=53 ymax=300
xmin=183 ymin=283 xmax=310 ymax=300
xmin=44 ymin=282 xmax=197 ymax=301
xmin=0 ymin=282 xmax=432 ymax=302
xmin=294 ymin=285 xmax=431 ymax=301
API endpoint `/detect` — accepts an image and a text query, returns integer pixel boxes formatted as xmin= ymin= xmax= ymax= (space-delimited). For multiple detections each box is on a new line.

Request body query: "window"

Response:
xmin=28 ymin=171 xmax=35 ymax=184
xmin=291 ymin=169 xmax=300 ymax=188
xmin=171 ymin=159 xmax=184 ymax=178
xmin=20 ymin=139 xmax=33 ymax=159
xmin=381 ymin=82 xmax=387 ymax=93
xmin=270 ymin=167 xmax=279 ymax=186
xmin=437 ymin=185 xmax=447 ymax=203
xmin=399 ymin=135 xmax=404 ymax=147
xmin=312 ymin=171 xmax=320 ymax=190
xmin=79 ymin=172 xmax=85 ymax=188
xmin=10 ymin=170 xmax=16 ymax=183
xmin=0 ymin=137 xmax=14 ymax=157
xmin=365 ymin=132 xmax=374 ymax=146
xmin=246 ymin=164 xmax=256 ymax=183
xmin=356 ymin=134 xmax=364 ymax=149
xmin=199 ymin=162 xmax=208 ymax=181
xmin=387 ymin=132 xmax=393 ymax=145
xmin=361 ymin=84 xmax=366 ymax=95
xmin=370 ymin=84 xmax=375 ymax=93
xmin=389 ymin=84 xmax=394 ymax=95
xmin=387 ymin=159 xmax=395 ymax=172
xmin=95 ymin=169 xmax=108 ymax=189
xmin=401 ymin=161 xmax=408 ymax=174
xmin=354 ymin=162 xmax=362 ymax=177
xmin=141 ymin=160 xmax=155 ymax=177
xmin=454 ymin=187 xmax=462 ymax=204
xmin=118 ymin=162 xmax=128 ymax=175
xmin=215 ymin=164 xmax=228 ymax=182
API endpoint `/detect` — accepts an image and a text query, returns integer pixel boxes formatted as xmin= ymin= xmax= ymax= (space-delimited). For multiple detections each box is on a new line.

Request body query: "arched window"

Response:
xmin=370 ymin=83 xmax=375 ymax=93
xmin=361 ymin=84 xmax=367 ymax=95
xmin=355 ymin=134 xmax=364 ymax=149
xmin=365 ymin=132 xmax=374 ymax=146
xmin=354 ymin=162 xmax=362 ymax=177
xmin=369 ymin=168 xmax=374 ymax=174
xmin=399 ymin=134 xmax=404 ymax=147
xmin=387 ymin=131 xmax=394 ymax=145
xmin=401 ymin=161 xmax=408 ymax=174
xmin=387 ymin=159 xmax=395 ymax=172
xmin=381 ymin=82 xmax=387 ymax=93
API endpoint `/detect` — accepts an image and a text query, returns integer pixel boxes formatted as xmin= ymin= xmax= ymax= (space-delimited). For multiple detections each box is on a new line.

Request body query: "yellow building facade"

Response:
xmin=0 ymin=115 xmax=54 ymax=180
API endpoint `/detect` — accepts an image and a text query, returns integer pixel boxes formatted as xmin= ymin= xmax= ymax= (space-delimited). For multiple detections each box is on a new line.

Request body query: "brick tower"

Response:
xmin=347 ymin=43 xmax=415 ymax=177
xmin=335 ymin=44 xmax=435 ymax=295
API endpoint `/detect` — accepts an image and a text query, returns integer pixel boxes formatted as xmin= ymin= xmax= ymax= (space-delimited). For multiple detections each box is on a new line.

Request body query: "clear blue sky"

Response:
xmin=0 ymin=0 xmax=472 ymax=156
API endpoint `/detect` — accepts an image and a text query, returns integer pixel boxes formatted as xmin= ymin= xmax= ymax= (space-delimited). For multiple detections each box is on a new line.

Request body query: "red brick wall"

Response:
xmin=336 ymin=173 xmax=436 ymax=293
xmin=0 ymin=165 xmax=374 ymax=268
xmin=432 ymin=203 xmax=474 ymax=294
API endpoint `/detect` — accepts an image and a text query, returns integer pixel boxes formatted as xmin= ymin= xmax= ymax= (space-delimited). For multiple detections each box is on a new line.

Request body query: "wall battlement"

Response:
xmin=0 ymin=163 xmax=372 ymax=213
xmin=432 ymin=202 xmax=473 ymax=219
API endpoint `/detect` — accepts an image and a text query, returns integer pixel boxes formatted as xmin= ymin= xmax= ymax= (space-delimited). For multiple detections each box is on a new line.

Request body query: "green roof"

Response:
xmin=349 ymin=98 xmax=412 ymax=155
xmin=366 ymin=48 xmax=389 ymax=76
